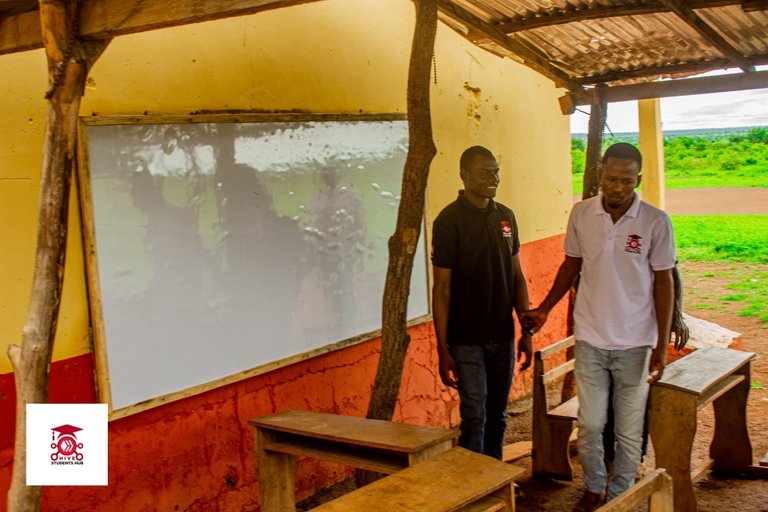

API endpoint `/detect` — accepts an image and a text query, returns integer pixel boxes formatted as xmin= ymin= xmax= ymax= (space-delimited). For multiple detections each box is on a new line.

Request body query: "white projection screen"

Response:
xmin=81 ymin=114 xmax=429 ymax=415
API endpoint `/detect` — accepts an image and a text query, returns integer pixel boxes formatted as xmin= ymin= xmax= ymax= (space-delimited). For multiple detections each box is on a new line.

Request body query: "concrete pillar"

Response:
xmin=638 ymin=98 xmax=665 ymax=209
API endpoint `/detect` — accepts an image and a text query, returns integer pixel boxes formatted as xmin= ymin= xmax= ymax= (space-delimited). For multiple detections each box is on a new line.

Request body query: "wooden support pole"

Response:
xmin=6 ymin=1 xmax=108 ymax=511
xmin=561 ymin=69 xmax=768 ymax=111
xmin=582 ymin=86 xmax=607 ymax=200
xmin=366 ymin=0 xmax=437 ymax=423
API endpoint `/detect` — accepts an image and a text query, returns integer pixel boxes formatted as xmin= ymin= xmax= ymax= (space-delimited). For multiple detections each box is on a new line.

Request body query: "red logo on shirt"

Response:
xmin=500 ymin=220 xmax=512 ymax=238
xmin=625 ymin=234 xmax=642 ymax=254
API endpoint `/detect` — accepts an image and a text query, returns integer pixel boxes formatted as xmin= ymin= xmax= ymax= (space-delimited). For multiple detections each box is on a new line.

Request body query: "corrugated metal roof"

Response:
xmin=1 ymin=0 xmax=766 ymax=90
xmin=439 ymin=0 xmax=768 ymax=87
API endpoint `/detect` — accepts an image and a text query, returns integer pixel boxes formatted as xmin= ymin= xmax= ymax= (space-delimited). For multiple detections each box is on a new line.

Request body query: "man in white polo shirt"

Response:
xmin=524 ymin=143 xmax=675 ymax=511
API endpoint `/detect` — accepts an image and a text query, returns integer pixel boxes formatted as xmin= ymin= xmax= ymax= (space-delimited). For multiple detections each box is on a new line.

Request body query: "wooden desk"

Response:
xmin=311 ymin=447 xmax=525 ymax=512
xmin=250 ymin=409 xmax=458 ymax=511
xmin=648 ymin=346 xmax=755 ymax=512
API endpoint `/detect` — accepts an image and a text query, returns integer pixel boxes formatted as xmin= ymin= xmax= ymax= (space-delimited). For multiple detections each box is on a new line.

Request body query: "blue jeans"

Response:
xmin=449 ymin=342 xmax=514 ymax=460
xmin=574 ymin=340 xmax=651 ymax=499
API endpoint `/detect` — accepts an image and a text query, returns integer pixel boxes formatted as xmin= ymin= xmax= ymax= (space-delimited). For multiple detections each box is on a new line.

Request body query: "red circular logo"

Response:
xmin=57 ymin=436 xmax=77 ymax=456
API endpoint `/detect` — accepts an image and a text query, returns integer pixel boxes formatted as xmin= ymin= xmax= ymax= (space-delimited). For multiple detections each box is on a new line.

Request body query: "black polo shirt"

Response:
xmin=431 ymin=191 xmax=520 ymax=346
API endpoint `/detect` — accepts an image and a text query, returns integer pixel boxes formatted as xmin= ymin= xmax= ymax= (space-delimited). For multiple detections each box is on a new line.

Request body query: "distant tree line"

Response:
xmin=572 ymin=127 xmax=768 ymax=181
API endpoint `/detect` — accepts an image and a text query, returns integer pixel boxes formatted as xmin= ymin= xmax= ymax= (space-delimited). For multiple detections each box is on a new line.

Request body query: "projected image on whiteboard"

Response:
xmin=86 ymin=119 xmax=429 ymax=411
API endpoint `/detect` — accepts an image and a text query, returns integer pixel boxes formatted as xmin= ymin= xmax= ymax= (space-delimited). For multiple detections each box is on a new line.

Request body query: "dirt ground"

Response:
xmin=664 ymin=187 xmax=768 ymax=215
xmin=506 ymin=259 xmax=768 ymax=512
xmin=575 ymin=187 xmax=768 ymax=215
xmin=298 ymin=259 xmax=768 ymax=511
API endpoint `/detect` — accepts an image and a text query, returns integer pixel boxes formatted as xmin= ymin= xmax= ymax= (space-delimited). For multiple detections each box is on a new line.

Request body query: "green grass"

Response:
xmin=672 ymin=215 xmax=768 ymax=322
xmin=665 ymin=168 xmax=768 ymax=189
xmin=573 ymin=167 xmax=768 ymax=195
xmin=571 ymin=129 xmax=768 ymax=194
xmin=672 ymin=215 xmax=768 ymax=264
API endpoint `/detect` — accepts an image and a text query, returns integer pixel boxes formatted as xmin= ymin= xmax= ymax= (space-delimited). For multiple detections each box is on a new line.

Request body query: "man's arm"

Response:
xmin=671 ymin=265 xmax=689 ymax=351
xmin=523 ymin=255 xmax=583 ymax=330
xmin=649 ymin=268 xmax=674 ymax=384
xmin=432 ymin=266 xmax=457 ymax=388
xmin=512 ymin=254 xmax=533 ymax=370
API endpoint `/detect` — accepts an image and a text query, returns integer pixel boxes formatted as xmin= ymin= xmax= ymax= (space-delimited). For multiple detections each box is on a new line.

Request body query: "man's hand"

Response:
xmin=517 ymin=333 xmax=533 ymax=371
xmin=671 ymin=311 xmax=689 ymax=351
xmin=647 ymin=350 xmax=666 ymax=384
xmin=521 ymin=308 xmax=548 ymax=331
xmin=438 ymin=350 xmax=458 ymax=388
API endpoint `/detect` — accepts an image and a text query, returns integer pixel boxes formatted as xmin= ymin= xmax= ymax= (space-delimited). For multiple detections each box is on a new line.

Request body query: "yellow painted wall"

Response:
xmin=0 ymin=50 xmax=91 ymax=374
xmin=0 ymin=0 xmax=570 ymax=374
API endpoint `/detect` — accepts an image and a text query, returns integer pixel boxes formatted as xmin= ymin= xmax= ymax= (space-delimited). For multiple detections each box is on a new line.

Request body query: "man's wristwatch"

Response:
xmin=522 ymin=327 xmax=535 ymax=336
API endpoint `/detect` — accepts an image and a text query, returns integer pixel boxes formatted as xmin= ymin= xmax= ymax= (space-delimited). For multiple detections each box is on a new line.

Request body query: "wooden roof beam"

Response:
xmin=0 ymin=0 xmax=324 ymax=56
xmin=435 ymin=0 xmax=583 ymax=91
xmin=658 ymin=0 xmax=754 ymax=71
xmin=495 ymin=0 xmax=739 ymax=34
xmin=560 ymin=69 xmax=768 ymax=114
xmin=578 ymin=54 xmax=768 ymax=85
xmin=742 ymin=0 xmax=768 ymax=11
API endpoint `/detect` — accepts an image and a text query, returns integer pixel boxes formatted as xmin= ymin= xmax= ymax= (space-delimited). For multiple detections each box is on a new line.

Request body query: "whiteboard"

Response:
xmin=83 ymin=116 xmax=429 ymax=412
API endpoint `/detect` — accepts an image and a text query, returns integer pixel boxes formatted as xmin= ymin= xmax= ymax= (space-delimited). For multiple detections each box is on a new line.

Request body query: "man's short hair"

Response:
xmin=602 ymin=142 xmax=642 ymax=171
xmin=460 ymin=146 xmax=494 ymax=170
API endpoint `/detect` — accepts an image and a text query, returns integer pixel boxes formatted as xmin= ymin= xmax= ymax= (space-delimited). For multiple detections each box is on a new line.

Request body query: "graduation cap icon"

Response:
xmin=51 ymin=424 xmax=82 ymax=439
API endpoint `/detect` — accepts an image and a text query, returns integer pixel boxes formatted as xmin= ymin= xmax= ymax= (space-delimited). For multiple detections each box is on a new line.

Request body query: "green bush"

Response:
xmin=571 ymin=128 xmax=768 ymax=190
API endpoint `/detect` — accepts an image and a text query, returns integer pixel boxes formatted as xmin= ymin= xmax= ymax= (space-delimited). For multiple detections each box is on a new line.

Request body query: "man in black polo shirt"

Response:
xmin=431 ymin=145 xmax=533 ymax=459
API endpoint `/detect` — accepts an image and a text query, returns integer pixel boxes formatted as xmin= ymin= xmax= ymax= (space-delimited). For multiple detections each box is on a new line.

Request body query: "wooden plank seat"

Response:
xmin=532 ymin=335 xmax=578 ymax=480
xmin=595 ymin=468 xmax=673 ymax=512
xmin=648 ymin=346 xmax=756 ymax=512
xmin=310 ymin=447 xmax=525 ymax=512
xmin=250 ymin=409 xmax=459 ymax=511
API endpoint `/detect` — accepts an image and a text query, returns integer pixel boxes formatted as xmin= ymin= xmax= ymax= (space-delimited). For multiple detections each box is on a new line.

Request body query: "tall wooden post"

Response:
xmin=582 ymin=85 xmax=607 ymax=200
xmin=638 ymin=97 xmax=666 ymax=209
xmin=6 ymin=2 xmax=108 ymax=510
xmin=564 ymin=87 xmax=608 ymax=401
xmin=366 ymin=0 xmax=437 ymax=422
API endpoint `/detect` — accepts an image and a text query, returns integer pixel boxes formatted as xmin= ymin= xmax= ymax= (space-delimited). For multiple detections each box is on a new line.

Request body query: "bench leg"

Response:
xmin=532 ymin=417 xmax=574 ymax=480
xmin=257 ymin=429 xmax=298 ymax=512
xmin=489 ymin=482 xmax=515 ymax=512
xmin=408 ymin=439 xmax=455 ymax=465
xmin=649 ymin=387 xmax=697 ymax=512
xmin=711 ymin=365 xmax=753 ymax=471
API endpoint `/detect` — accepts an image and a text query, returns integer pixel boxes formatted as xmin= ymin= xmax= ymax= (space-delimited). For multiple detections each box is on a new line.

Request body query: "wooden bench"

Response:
xmin=532 ymin=335 xmax=578 ymax=480
xmin=250 ymin=409 xmax=459 ymax=511
xmin=310 ymin=447 xmax=524 ymax=512
xmin=648 ymin=346 xmax=756 ymax=512
xmin=595 ymin=468 xmax=673 ymax=512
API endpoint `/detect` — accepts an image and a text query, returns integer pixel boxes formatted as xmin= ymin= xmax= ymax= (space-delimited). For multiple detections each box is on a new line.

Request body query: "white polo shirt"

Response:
xmin=565 ymin=193 xmax=676 ymax=350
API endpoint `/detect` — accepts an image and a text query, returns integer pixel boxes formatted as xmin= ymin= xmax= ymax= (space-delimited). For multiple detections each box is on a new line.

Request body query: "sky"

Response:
xmin=570 ymin=68 xmax=768 ymax=134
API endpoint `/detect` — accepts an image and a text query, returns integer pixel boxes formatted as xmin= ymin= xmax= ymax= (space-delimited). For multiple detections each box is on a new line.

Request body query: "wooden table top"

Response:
xmin=250 ymin=409 xmax=458 ymax=452
xmin=654 ymin=346 xmax=754 ymax=396
xmin=310 ymin=447 xmax=524 ymax=512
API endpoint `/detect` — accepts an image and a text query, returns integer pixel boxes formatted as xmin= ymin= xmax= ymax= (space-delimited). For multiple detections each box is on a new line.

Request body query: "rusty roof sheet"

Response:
xmin=440 ymin=0 xmax=768 ymax=87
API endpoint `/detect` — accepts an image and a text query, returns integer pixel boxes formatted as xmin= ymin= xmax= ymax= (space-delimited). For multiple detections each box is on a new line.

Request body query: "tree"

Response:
xmin=7 ymin=1 xmax=108 ymax=510
xmin=365 ymin=0 xmax=437 ymax=422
